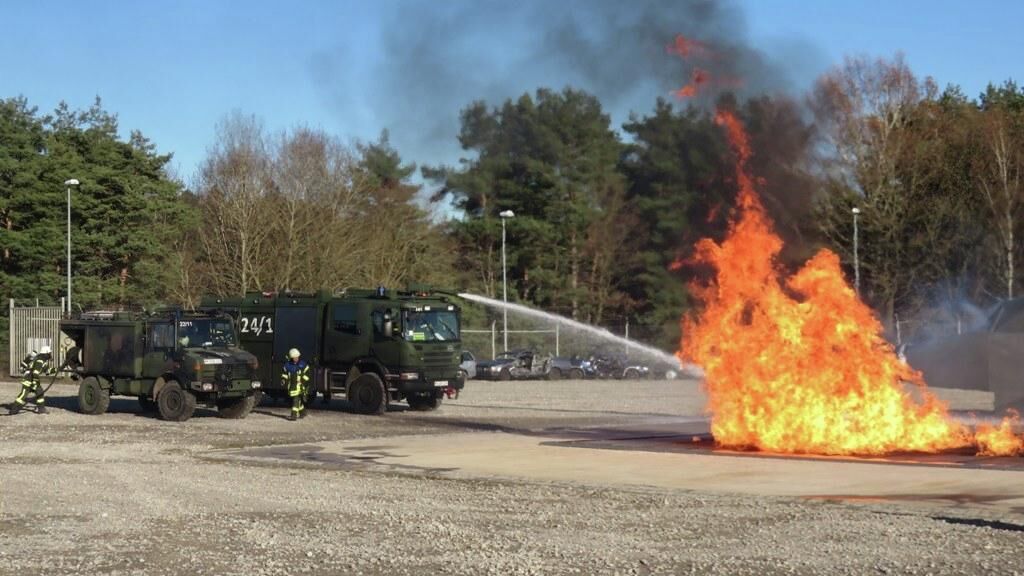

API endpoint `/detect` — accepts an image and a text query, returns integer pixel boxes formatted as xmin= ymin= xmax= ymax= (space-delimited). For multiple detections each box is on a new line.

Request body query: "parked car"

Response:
xmin=459 ymin=350 xmax=477 ymax=380
xmin=476 ymin=348 xmax=553 ymax=380
xmin=547 ymin=355 xmax=594 ymax=380
xmin=587 ymin=348 xmax=651 ymax=379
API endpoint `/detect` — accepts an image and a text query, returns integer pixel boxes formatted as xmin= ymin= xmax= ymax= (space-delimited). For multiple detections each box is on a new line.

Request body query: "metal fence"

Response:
xmin=462 ymin=321 xmax=560 ymax=360
xmin=8 ymin=299 xmax=67 ymax=377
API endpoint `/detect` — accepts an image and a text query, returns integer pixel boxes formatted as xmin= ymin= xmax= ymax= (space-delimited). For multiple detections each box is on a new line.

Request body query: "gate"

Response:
xmin=8 ymin=299 xmax=66 ymax=377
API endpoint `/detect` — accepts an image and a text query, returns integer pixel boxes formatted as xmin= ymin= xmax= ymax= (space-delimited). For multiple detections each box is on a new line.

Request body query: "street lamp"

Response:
xmin=852 ymin=206 xmax=861 ymax=297
xmin=499 ymin=209 xmax=515 ymax=352
xmin=64 ymin=179 xmax=79 ymax=315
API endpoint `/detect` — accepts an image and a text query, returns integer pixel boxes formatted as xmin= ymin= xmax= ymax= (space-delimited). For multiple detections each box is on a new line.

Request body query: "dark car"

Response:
xmin=547 ymin=355 xmax=594 ymax=380
xmin=587 ymin=348 xmax=651 ymax=380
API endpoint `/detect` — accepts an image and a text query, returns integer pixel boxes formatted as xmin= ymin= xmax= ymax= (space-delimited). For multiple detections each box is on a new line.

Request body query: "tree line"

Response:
xmin=2 ymin=53 xmax=1023 ymax=356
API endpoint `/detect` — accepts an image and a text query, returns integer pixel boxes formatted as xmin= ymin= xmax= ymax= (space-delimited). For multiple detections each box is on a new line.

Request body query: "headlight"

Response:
xmin=201 ymin=383 xmax=214 ymax=392
xmin=399 ymin=372 xmax=420 ymax=381
xmin=251 ymin=380 xmax=262 ymax=389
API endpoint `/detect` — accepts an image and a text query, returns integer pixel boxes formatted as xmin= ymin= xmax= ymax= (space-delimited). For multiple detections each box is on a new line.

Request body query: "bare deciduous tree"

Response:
xmin=973 ymin=107 xmax=1023 ymax=298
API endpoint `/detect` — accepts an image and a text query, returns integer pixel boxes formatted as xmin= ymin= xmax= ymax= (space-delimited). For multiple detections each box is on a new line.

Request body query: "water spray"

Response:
xmin=457 ymin=293 xmax=702 ymax=377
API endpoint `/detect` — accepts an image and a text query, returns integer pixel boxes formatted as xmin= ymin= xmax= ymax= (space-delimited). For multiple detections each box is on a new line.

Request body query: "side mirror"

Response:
xmin=383 ymin=318 xmax=393 ymax=337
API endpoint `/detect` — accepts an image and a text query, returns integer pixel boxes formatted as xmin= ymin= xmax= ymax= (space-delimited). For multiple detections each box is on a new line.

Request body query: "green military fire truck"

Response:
xmin=60 ymin=309 xmax=261 ymax=421
xmin=199 ymin=286 xmax=463 ymax=414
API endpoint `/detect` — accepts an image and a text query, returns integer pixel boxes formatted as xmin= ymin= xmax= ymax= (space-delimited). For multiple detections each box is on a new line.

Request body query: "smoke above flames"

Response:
xmin=311 ymin=0 xmax=819 ymax=169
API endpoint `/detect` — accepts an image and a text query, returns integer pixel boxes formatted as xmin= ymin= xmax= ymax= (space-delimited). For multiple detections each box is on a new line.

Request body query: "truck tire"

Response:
xmin=407 ymin=392 xmax=441 ymax=411
xmin=498 ymin=368 xmax=512 ymax=381
xmin=157 ymin=381 xmax=197 ymax=422
xmin=77 ymin=377 xmax=110 ymax=415
xmin=569 ymin=368 xmax=585 ymax=380
xmin=138 ymin=396 xmax=158 ymax=413
xmin=349 ymin=373 xmax=387 ymax=415
xmin=216 ymin=395 xmax=256 ymax=419
xmin=547 ymin=367 xmax=562 ymax=381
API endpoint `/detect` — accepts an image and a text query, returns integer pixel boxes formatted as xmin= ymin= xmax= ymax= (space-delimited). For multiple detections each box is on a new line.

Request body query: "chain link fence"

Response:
xmin=461 ymin=313 xmax=672 ymax=363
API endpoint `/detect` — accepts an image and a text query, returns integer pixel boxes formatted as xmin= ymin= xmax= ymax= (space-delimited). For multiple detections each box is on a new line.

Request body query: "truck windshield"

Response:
xmin=403 ymin=310 xmax=460 ymax=342
xmin=178 ymin=318 xmax=238 ymax=348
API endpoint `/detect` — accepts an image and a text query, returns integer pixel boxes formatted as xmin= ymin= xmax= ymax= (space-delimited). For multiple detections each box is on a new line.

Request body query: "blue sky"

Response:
xmin=2 ymin=0 xmax=1021 ymax=183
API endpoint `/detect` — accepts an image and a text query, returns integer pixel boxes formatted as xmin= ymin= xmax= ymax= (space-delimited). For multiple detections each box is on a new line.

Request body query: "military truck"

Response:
xmin=199 ymin=286 xmax=463 ymax=414
xmin=59 ymin=309 xmax=261 ymax=421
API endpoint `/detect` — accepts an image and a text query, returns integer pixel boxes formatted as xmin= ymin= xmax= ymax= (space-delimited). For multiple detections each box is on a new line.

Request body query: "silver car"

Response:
xmin=459 ymin=350 xmax=477 ymax=380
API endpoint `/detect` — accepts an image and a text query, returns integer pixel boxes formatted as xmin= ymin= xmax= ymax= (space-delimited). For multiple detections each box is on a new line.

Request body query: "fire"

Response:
xmin=666 ymin=34 xmax=710 ymax=58
xmin=672 ymin=68 xmax=709 ymax=99
xmin=679 ymin=107 xmax=1024 ymax=456
xmin=976 ymin=411 xmax=1024 ymax=456
xmin=666 ymin=36 xmax=743 ymax=100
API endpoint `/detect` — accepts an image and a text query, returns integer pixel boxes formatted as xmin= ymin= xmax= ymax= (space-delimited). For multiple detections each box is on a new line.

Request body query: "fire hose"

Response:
xmin=4 ymin=354 xmax=76 ymax=415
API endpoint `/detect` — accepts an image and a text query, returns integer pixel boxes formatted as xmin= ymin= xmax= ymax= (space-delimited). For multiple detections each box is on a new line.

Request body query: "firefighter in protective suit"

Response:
xmin=10 ymin=345 xmax=57 ymax=414
xmin=281 ymin=348 xmax=310 ymax=421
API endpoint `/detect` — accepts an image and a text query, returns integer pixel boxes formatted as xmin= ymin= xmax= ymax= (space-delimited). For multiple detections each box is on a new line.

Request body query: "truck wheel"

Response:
xmin=623 ymin=368 xmax=640 ymax=380
xmin=78 ymin=377 xmax=110 ymax=415
xmin=349 ymin=373 xmax=386 ymax=415
xmin=498 ymin=368 xmax=512 ymax=381
xmin=216 ymin=395 xmax=256 ymax=419
xmin=157 ymin=381 xmax=197 ymax=422
xmin=569 ymin=368 xmax=585 ymax=380
xmin=407 ymin=392 xmax=441 ymax=411
xmin=547 ymin=367 xmax=562 ymax=381
xmin=138 ymin=396 xmax=158 ymax=413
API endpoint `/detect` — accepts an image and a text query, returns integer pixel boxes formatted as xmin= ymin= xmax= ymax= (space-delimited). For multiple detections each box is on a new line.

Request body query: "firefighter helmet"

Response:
xmin=288 ymin=348 xmax=301 ymax=360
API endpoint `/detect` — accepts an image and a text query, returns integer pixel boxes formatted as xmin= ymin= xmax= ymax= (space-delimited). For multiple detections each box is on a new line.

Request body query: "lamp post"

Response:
xmin=499 ymin=210 xmax=515 ymax=352
xmin=64 ymin=179 xmax=79 ymax=315
xmin=852 ymin=206 xmax=861 ymax=297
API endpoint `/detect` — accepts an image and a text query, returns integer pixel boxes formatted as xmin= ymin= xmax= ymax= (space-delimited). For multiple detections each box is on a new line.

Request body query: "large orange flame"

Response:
xmin=679 ymin=108 xmax=1024 ymax=456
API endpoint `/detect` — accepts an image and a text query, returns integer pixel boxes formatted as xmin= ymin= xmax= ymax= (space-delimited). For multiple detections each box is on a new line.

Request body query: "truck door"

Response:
xmin=142 ymin=321 xmax=175 ymax=379
xmin=369 ymin=307 xmax=402 ymax=369
xmin=323 ymin=302 xmax=363 ymax=367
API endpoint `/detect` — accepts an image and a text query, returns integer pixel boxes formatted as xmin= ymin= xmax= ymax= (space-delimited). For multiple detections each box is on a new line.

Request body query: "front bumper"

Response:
xmin=388 ymin=371 xmax=464 ymax=392
xmin=190 ymin=379 xmax=261 ymax=394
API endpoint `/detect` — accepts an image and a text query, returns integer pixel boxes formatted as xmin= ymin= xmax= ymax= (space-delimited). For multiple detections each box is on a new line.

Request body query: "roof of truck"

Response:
xmin=200 ymin=288 xmax=460 ymax=308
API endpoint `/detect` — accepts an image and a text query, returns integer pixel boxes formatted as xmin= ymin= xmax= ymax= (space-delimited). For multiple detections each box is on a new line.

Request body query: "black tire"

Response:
xmin=547 ymin=367 xmax=562 ymax=381
xmin=623 ymin=368 xmax=640 ymax=380
xmin=65 ymin=346 xmax=83 ymax=370
xmin=498 ymin=368 xmax=512 ymax=381
xmin=348 ymin=373 xmax=387 ymax=415
xmin=77 ymin=376 xmax=110 ymax=415
xmin=407 ymin=392 xmax=441 ymax=411
xmin=216 ymin=395 xmax=256 ymax=419
xmin=569 ymin=368 xmax=585 ymax=380
xmin=157 ymin=381 xmax=197 ymax=422
xmin=138 ymin=396 xmax=158 ymax=413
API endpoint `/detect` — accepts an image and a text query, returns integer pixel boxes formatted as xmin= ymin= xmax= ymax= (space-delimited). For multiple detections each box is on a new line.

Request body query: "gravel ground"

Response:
xmin=1 ymin=378 xmax=1021 ymax=576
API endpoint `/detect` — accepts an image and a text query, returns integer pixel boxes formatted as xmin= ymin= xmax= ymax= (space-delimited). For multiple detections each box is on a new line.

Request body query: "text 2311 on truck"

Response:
xmin=60 ymin=309 xmax=261 ymax=421
xmin=199 ymin=286 xmax=463 ymax=414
